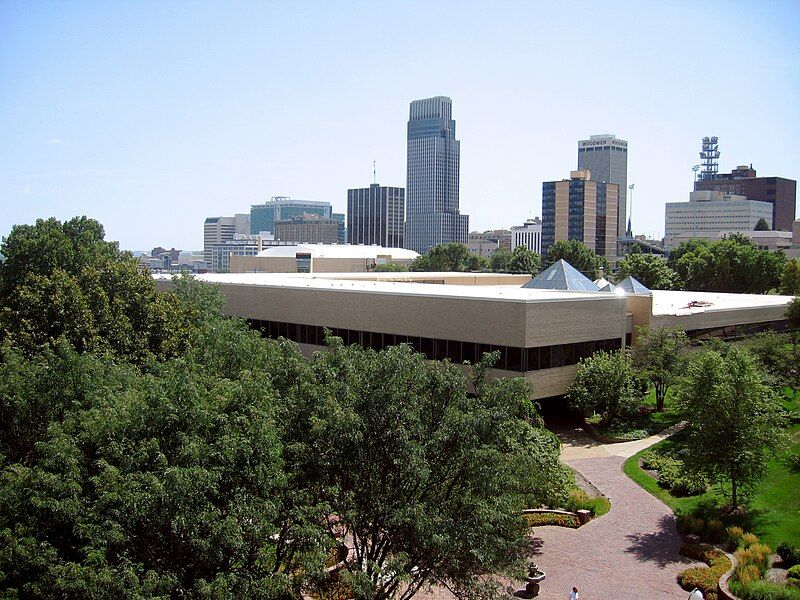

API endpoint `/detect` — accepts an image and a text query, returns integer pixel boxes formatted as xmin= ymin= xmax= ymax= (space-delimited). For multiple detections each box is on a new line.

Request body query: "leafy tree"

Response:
xmin=671 ymin=234 xmax=785 ymax=294
xmin=754 ymin=218 xmax=770 ymax=231
xmin=490 ymin=247 xmax=513 ymax=272
xmin=0 ymin=333 xmax=327 ymax=598
xmin=542 ymin=240 xmax=609 ymax=280
xmin=780 ymin=258 xmax=800 ymax=296
xmin=280 ymin=340 xmax=570 ymax=600
xmin=0 ymin=217 xmax=193 ymax=362
xmin=567 ymin=350 xmax=638 ymax=427
xmin=507 ymin=245 xmax=541 ymax=274
xmin=742 ymin=331 xmax=799 ymax=390
xmin=410 ymin=243 xmax=486 ymax=272
xmin=667 ymin=238 xmax=709 ymax=272
xmin=676 ymin=347 xmax=785 ymax=510
xmin=617 ymin=253 xmax=678 ymax=290
xmin=631 ymin=326 xmax=689 ymax=411
xmin=788 ymin=297 xmax=800 ymax=332
xmin=372 ymin=263 xmax=409 ymax=272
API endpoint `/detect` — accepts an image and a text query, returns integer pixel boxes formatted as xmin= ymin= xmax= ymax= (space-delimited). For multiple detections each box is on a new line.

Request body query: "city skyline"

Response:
xmin=1 ymin=1 xmax=799 ymax=250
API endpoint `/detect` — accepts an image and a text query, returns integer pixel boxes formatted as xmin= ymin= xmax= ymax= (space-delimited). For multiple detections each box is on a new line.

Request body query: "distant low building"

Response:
xmin=467 ymin=232 xmax=500 ymax=258
xmin=668 ymin=230 xmax=792 ymax=252
xmin=511 ymin=218 xmax=542 ymax=253
xmin=664 ymin=190 xmax=773 ymax=248
xmin=230 ymin=244 xmax=419 ymax=274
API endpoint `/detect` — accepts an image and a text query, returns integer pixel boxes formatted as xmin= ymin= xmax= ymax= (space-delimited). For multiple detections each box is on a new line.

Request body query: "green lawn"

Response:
xmin=623 ymin=424 xmax=800 ymax=547
xmin=594 ymin=388 xmax=684 ymax=440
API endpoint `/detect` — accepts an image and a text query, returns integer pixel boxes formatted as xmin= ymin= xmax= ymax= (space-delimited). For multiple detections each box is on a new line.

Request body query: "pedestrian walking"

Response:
xmin=569 ymin=587 xmax=579 ymax=600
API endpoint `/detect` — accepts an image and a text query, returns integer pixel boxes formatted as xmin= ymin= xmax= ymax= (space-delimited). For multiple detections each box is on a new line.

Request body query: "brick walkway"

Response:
xmin=416 ymin=434 xmax=700 ymax=600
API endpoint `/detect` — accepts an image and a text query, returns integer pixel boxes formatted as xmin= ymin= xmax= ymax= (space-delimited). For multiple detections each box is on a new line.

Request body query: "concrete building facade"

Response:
xmin=694 ymin=167 xmax=797 ymax=231
xmin=274 ymin=214 xmax=341 ymax=245
xmin=347 ymin=183 xmax=405 ymax=248
xmin=578 ymin=134 xmax=628 ymax=238
xmin=405 ymin=96 xmax=469 ymax=253
xmin=230 ymin=244 xmax=418 ymax=274
xmin=511 ymin=218 xmax=542 ymax=253
xmin=203 ymin=214 xmax=250 ymax=264
xmin=664 ymin=190 xmax=774 ymax=248
xmin=542 ymin=170 xmax=619 ymax=260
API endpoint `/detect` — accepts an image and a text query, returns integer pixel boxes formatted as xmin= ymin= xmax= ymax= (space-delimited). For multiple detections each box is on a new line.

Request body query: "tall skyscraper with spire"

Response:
xmin=404 ymin=96 xmax=468 ymax=253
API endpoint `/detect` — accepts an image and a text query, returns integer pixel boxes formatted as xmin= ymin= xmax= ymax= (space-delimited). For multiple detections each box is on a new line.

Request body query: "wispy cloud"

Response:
xmin=44 ymin=137 xmax=63 ymax=145
xmin=13 ymin=185 xmax=32 ymax=195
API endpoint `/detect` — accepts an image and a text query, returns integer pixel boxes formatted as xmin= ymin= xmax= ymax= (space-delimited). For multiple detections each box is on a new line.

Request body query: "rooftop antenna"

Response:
xmin=627 ymin=183 xmax=635 ymax=237
xmin=699 ymin=136 xmax=719 ymax=181
xmin=373 ymin=160 xmax=376 ymax=184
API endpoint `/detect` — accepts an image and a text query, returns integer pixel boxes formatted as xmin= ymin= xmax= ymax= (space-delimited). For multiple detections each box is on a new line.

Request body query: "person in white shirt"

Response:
xmin=569 ymin=587 xmax=579 ymax=600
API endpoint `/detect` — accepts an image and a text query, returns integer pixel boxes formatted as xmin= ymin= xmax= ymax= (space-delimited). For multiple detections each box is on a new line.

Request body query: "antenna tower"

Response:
xmin=699 ymin=136 xmax=720 ymax=181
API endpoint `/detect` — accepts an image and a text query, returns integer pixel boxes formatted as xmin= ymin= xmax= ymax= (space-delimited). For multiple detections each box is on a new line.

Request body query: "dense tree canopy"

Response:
xmin=0 ymin=217 xmax=569 ymax=599
xmin=372 ymin=263 xmax=409 ymax=272
xmin=280 ymin=341 xmax=569 ymax=600
xmin=668 ymin=234 xmax=785 ymax=294
xmin=780 ymin=258 xmax=800 ymax=296
xmin=542 ymin=240 xmax=609 ymax=280
xmin=616 ymin=253 xmax=678 ymax=290
xmin=410 ymin=243 xmax=487 ymax=272
xmin=0 ymin=217 xmax=193 ymax=362
xmin=676 ymin=347 xmax=785 ymax=510
xmin=489 ymin=246 xmax=541 ymax=274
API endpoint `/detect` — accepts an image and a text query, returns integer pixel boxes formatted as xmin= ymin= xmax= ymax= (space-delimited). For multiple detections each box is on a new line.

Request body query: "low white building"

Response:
xmin=511 ymin=218 xmax=542 ymax=253
xmin=664 ymin=191 xmax=773 ymax=248
xmin=230 ymin=244 xmax=419 ymax=273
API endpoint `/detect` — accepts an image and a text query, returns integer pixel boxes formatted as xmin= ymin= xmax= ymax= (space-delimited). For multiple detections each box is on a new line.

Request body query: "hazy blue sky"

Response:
xmin=2 ymin=1 xmax=799 ymax=250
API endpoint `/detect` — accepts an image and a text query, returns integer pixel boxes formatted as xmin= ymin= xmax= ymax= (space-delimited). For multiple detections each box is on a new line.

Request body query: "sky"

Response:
xmin=1 ymin=1 xmax=799 ymax=251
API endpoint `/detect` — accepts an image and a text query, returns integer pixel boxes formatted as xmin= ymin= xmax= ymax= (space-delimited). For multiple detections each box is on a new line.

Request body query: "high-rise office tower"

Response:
xmin=541 ymin=170 xmax=619 ymax=262
xmin=347 ymin=183 xmax=405 ymax=247
xmin=203 ymin=213 xmax=250 ymax=264
xmin=577 ymin=134 xmax=628 ymax=239
xmin=250 ymin=197 xmax=332 ymax=236
xmin=405 ymin=96 xmax=468 ymax=253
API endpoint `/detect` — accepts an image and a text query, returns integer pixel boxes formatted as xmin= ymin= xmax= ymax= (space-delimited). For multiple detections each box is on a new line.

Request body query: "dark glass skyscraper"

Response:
xmin=347 ymin=183 xmax=405 ymax=247
xmin=405 ymin=96 xmax=468 ymax=253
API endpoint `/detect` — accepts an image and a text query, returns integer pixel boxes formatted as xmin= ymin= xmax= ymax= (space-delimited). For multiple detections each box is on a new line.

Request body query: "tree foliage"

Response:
xmin=567 ymin=351 xmax=638 ymax=427
xmin=754 ymin=218 xmax=770 ymax=231
xmin=372 ymin=263 xmax=409 ymax=273
xmin=410 ymin=243 xmax=487 ymax=272
xmin=507 ymin=245 xmax=541 ymax=274
xmin=676 ymin=347 xmax=785 ymax=510
xmin=631 ymin=326 xmax=688 ymax=411
xmin=280 ymin=341 xmax=570 ymax=600
xmin=668 ymin=234 xmax=785 ymax=294
xmin=780 ymin=258 xmax=800 ymax=296
xmin=616 ymin=253 xmax=678 ymax=290
xmin=542 ymin=240 xmax=609 ymax=280
xmin=0 ymin=217 xmax=194 ymax=362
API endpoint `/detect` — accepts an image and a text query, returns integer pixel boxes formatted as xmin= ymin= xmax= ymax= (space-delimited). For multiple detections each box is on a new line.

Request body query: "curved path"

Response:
xmin=417 ymin=423 xmax=699 ymax=600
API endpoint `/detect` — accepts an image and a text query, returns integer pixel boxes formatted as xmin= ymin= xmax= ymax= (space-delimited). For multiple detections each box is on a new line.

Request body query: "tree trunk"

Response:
xmin=655 ymin=384 xmax=666 ymax=412
xmin=731 ymin=474 xmax=738 ymax=511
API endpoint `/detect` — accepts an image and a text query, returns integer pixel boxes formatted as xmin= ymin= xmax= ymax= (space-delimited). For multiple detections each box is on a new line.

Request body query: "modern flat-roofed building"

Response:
xmin=668 ymin=230 xmax=792 ymax=252
xmin=275 ymin=214 xmax=340 ymax=245
xmin=511 ymin=218 xmax=542 ymax=253
xmin=405 ymin=96 xmax=469 ymax=253
xmin=542 ymin=170 xmax=618 ymax=260
xmin=664 ymin=190 xmax=773 ymax=248
xmin=694 ymin=166 xmax=796 ymax=231
xmin=578 ymin=134 xmax=628 ymax=238
xmin=154 ymin=269 xmax=793 ymax=400
xmin=250 ymin=197 xmax=332 ymax=236
xmin=203 ymin=214 xmax=250 ymax=264
xmin=230 ymin=244 xmax=418 ymax=274
xmin=347 ymin=183 xmax=405 ymax=248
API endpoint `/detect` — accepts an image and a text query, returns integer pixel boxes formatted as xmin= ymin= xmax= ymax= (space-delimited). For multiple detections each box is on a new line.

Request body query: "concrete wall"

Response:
xmin=231 ymin=255 xmax=415 ymax=273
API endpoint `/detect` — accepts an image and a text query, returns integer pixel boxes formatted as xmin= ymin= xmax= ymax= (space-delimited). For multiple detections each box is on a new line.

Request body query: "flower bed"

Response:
xmin=679 ymin=542 xmax=733 ymax=600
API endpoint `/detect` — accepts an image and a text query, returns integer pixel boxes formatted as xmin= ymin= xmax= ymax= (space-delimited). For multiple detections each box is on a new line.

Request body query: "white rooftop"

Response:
xmin=255 ymin=244 xmax=419 ymax=260
xmin=651 ymin=290 xmax=794 ymax=316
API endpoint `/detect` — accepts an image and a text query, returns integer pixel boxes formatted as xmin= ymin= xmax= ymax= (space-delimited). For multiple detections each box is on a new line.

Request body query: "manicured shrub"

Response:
xmin=679 ymin=542 xmax=732 ymax=600
xmin=735 ymin=564 xmax=763 ymax=586
xmin=523 ymin=512 xmax=580 ymax=528
xmin=778 ymin=541 xmax=800 ymax=568
xmin=564 ymin=488 xmax=593 ymax=514
xmin=742 ymin=533 xmax=761 ymax=549
xmin=787 ymin=565 xmax=800 ymax=581
xmin=731 ymin=579 xmax=800 ymax=600
xmin=736 ymin=543 xmax=773 ymax=575
xmin=727 ymin=526 xmax=745 ymax=549
xmin=688 ymin=516 xmax=706 ymax=536
xmin=676 ymin=513 xmax=692 ymax=534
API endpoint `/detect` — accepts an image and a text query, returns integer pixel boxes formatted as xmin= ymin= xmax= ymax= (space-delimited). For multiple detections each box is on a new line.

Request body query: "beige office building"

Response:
xmin=155 ymin=268 xmax=792 ymax=400
xmin=275 ymin=214 xmax=340 ymax=244
xmin=231 ymin=244 xmax=419 ymax=274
